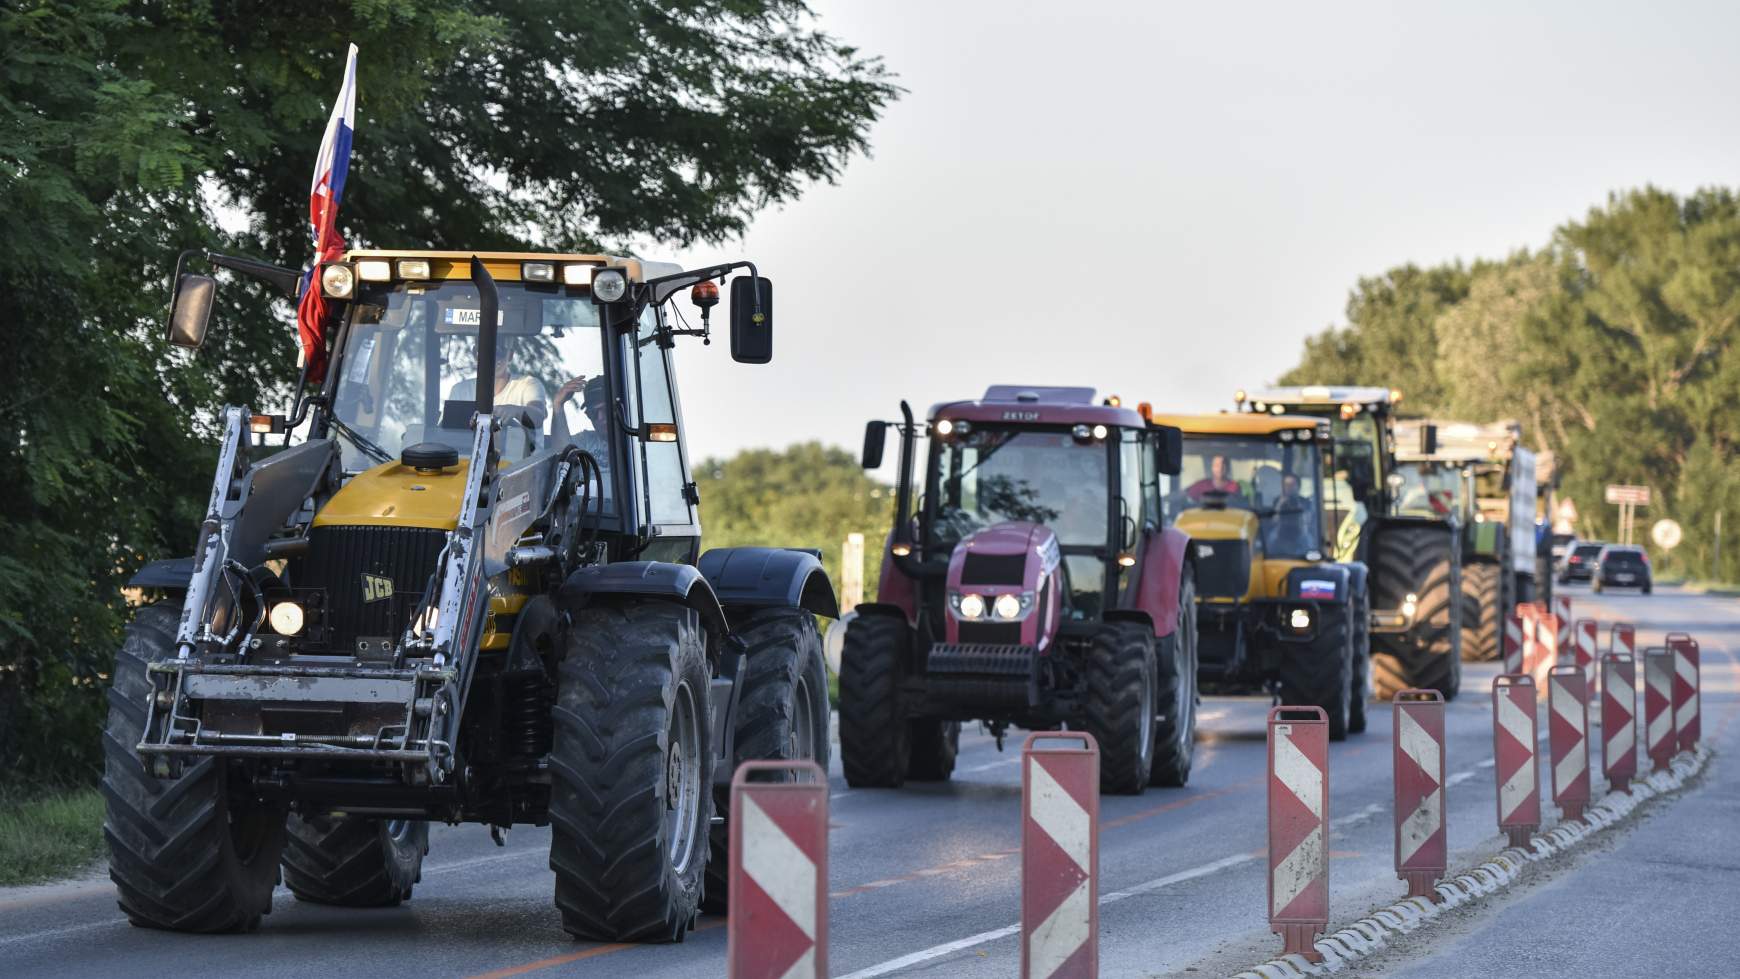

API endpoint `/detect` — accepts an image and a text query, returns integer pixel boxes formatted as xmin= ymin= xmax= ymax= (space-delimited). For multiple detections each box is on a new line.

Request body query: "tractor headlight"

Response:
xmin=591 ymin=268 xmax=628 ymax=303
xmin=356 ymin=259 xmax=392 ymax=282
xmin=951 ymin=592 xmax=987 ymax=620
xmin=1401 ymin=592 xmax=1419 ymax=619
xmin=320 ymin=263 xmax=355 ymax=299
xmin=522 ymin=262 xmax=556 ymax=283
xmin=1285 ymin=606 xmax=1314 ymax=635
xmin=993 ymin=592 xmax=1035 ymax=621
xmin=268 ymin=601 xmax=305 ymax=636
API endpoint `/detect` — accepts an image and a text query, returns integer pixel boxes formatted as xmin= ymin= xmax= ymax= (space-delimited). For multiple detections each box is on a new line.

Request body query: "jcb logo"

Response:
xmin=361 ymin=574 xmax=394 ymax=603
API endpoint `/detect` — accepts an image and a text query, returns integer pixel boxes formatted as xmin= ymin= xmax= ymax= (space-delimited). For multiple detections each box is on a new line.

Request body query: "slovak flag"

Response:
xmin=294 ymin=43 xmax=358 ymax=383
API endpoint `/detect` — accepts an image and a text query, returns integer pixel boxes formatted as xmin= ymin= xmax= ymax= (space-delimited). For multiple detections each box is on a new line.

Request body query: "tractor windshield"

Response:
xmin=1390 ymin=461 xmax=1463 ymax=520
xmin=928 ymin=428 xmax=1109 ymax=546
xmin=1176 ymin=435 xmax=1323 ymax=557
xmin=330 ymin=279 xmax=628 ymax=510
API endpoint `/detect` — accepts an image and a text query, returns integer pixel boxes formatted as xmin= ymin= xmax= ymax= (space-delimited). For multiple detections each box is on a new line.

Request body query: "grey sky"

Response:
xmin=666 ymin=0 xmax=1740 ymax=472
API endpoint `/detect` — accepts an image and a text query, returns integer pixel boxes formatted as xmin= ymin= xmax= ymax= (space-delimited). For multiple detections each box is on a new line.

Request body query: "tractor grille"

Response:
xmin=960 ymin=552 xmax=1027 ymax=586
xmin=1193 ymin=540 xmax=1250 ymax=600
xmin=958 ymin=621 xmax=1022 ymax=645
xmin=297 ymin=525 xmax=447 ymax=653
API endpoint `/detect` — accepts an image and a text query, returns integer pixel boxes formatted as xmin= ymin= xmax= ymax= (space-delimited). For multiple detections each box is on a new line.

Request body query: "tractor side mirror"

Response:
xmin=167 ymin=274 xmax=216 ymax=349
xmin=730 ymin=275 xmax=773 ymax=364
xmin=1418 ymin=424 xmax=1438 ymax=455
xmin=1153 ymin=425 xmax=1184 ymax=476
xmin=861 ymin=422 xmax=887 ymax=470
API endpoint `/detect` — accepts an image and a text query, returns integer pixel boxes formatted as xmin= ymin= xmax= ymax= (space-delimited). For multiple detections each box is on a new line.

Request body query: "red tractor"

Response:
xmin=842 ymin=386 xmax=1197 ymax=793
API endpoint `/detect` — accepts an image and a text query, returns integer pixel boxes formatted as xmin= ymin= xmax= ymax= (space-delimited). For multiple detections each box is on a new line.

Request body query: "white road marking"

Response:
xmin=0 ymin=918 xmax=120 ymax=948
xmin=834 ymin=853 xmax=1256 ymax=978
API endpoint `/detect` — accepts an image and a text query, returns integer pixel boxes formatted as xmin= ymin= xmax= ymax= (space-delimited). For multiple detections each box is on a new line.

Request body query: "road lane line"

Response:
xmin=0 ymin=918 xmax=121 ymax=949
xmin=836 ymin=853 xmax=1258 ymax=978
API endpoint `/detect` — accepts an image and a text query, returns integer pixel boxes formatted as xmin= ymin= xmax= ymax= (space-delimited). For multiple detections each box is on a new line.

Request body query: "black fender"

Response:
xmin=698 ymin=546 xmax=840 ymax=621
xmin=851 ymin=602 xmax=910 ymax=622
xmin=1102 ymin=609 xmax=1157 ymax=633
xmin=559 ymin=560 xmax=730 ymax=640
xmin=130 ymin=557 xmax=195 ymax=591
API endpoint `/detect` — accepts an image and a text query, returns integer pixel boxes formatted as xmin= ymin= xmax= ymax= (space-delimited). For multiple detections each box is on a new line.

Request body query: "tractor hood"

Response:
xmin=944 ymin=521 xmax=1063 ymax=650
xmin=313 ymin=458 xmax=469 ymax=531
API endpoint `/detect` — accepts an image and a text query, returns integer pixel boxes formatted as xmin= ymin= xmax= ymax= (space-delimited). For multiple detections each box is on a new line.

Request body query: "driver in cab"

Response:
xmin=1186 ymin=454 xmax=1241 ymax=503
xmin=449 ymin=336 xmax=550 ymax=428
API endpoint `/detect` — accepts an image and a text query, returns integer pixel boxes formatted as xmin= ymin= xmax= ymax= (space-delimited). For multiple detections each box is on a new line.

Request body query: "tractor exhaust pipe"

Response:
xmin=471 ymin=256 xmax=499 ymax=418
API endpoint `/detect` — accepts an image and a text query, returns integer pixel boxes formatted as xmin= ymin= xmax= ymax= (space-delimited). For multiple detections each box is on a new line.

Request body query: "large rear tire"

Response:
xmin=102 ymin=604 xmax=288 ymax=933
xmin=1461 ymin=563 xmax=1502 ymax=662
xmin=1150 ymin=565 xmax=1198 ymax=787
xmin=1370 ymin=525 xmax=1462 ymax=701
xmin=282 ymin=815 xmax=427 ymax=907
xmin=549 ymin=601 xmax=712 ymax=942
xmin=1348 ymin=577 xmax=1370 ymax=735
xmin=1083 ymin=620 xmax=1157 ymax=795
xmin=702 ymin=608 xmax=829 ymax=913
xmin=839 ymin=613 xmax=912 ymax=788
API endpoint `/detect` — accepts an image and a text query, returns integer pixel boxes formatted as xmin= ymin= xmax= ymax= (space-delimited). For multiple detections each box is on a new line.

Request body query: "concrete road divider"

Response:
xmin=1548 ymin=665 xmax=1591 ymax=821
xmin=1667 ymin=633 xmax=1700 ymax=752
xmin=728 ymin=760 xmax=828 ymax=979
xmin=1267 ymin=706 xmax=1329 ymax=963
xmin=1492 ymin=674 xmax=1540 ymax=848
xmin=1504 ymin=608 xmax=1524 ymax=674
xmin=1392 ymin=690 xmax=1446 ymax=901
xmin=1021 ymin=732 xmax=1098 ymax=979
xmin=1601 ymin=652 xmax=1637 ymax=793
xmin=1643 ymin=647 xmax=1676 ymax=772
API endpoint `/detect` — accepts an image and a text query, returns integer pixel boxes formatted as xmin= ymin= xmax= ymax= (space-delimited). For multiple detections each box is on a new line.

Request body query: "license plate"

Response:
xmin=1615 ymin=574 xmax=1634 ymax=582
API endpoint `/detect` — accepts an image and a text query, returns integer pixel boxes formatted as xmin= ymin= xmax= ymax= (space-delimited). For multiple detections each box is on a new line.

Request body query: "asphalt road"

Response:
xmin=1 ymin=583 xmax=1731 ymax=978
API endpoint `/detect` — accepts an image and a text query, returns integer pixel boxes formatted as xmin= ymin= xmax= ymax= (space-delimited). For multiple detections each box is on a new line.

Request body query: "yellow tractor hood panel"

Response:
xmin=1174 ymin=507 xmax=1258 ymax=543
xmin=314 ymin=459 xmax=468 ymax=531
xmin=1260 ymin=559 xmax=1312 ymax=598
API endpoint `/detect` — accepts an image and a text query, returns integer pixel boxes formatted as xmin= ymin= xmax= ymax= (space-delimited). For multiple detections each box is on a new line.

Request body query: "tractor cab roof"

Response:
xmin=1149 ymin=411 xmax=1323 ymax=437
xmin=342 ymin=249 xmax=682 ymax=284
xmin=1241 ymin=385 xmax=1401 ymax=411
xmin=929 ymin=385 xmax=1145 ymax=429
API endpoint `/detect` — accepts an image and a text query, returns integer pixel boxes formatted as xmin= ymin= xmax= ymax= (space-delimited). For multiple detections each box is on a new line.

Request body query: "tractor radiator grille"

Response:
xmin=958 ymin=621 xmax=1022 ymax=645
xmin=1193 ymin=540 xmax=1250 ymax=600
xmin=960 ymin=552 xmax=1027 ymax=586
xmin=297 ymin=525 xmax=447 ymax=653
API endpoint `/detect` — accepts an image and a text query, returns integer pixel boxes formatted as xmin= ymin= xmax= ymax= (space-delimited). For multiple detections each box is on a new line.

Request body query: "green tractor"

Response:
xmin=1237 ymin=387 xmax=1461 ymax=699
xmin=107 ymin=247 xmax=836 ymax=939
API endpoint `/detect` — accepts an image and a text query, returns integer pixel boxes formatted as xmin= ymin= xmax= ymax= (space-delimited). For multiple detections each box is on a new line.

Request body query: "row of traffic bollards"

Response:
xmin=1267 ymin=614 xmax=1703 ymax=964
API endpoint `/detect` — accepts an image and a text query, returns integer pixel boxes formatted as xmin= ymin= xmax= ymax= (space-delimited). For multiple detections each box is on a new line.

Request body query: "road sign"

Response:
xmin=1652 ymin=519 xmax=1683 ymax=551
xmin=1021 ymin=732 xmax=1099 ymax=979
xmin=1393 ymin=690 xmax=1446 ymax=901
xmin=1605 ymin=485 xmax=1651 ymax=505
xmin=1268 ymin=706 xmax=1329 ymax=963
xmin=728 ymin=760 xmax=828 ymax=979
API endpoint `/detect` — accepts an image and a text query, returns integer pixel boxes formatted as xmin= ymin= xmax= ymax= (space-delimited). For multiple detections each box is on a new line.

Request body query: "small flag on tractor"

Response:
xmin=295 ymin=43 xmax=359 ymax=384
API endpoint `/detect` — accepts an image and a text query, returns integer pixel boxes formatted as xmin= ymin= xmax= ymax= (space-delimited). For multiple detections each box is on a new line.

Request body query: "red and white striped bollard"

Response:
xmin=1504 ymin=607 xmax=1525 ymax=674
xmin=1268 ymin=706 xmax=1329 ymax=962
xmin=728 ymin=760 xmax=828 ymax=979
xmin=1492 ymin=674 xmax=1540 ymax=848
xmin=1021 ymin=732 xmax=1098 ymax=979
xmin=1393 ymin=689 xmax=1446 ymax=901
xmin=1643 ymin=648 xmax=1676 ymax=772
xmin=1602 ymin=652 xmax=1637 ymax=793
xmin=1548 ymin=665 xmax=1590 ymax=821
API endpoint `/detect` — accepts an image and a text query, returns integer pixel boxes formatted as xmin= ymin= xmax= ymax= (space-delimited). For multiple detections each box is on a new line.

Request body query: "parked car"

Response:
xmin=1593 ymin=545 xmax=1653 ymax=594
xmin=1558 ymin=541 xmax=1604 ymax=584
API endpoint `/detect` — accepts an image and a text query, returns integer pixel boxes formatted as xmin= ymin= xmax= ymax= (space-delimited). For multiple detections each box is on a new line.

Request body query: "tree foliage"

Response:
xmin=1279 ymin=187 xmax=1740 ymax=583
xmin=0 ymin=0 xmax=895 ymax=784
xmin=695 ymin=443 xmax=891 ymax=604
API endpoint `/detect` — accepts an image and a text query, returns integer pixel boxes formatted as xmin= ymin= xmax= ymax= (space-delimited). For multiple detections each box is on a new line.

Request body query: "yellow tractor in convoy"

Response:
xmin=1149 ymin=411 xmax=1370 ymax=740
xmin=106 ymin=248 xmax=837 ymax=940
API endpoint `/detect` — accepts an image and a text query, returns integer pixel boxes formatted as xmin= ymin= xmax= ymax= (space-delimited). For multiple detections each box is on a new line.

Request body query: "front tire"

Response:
xmin=839 ymin=613 xmax=913 ymax=788
xmin=1370 ymin=525 xmax=1461 ymax=701
xmin=1083 ymin=620 xmax=1157 ymax=794
xmin=1150 ymin=565 xmax=1198 ymax=787
xmin=549 ymin=601 xmax=712 ymax=942
xmin=102 ymin=604 xmax=288 ymax=933
xmin=907 ymin=720 xmax=960 ymax=781
xmin=283 ymin=816 xmax=427 ymax=907
xmin=1348 ymin=578 xmax=1370 ymax=735
xmin=702 ymin=608 xmax=829 ymax=913
xmin=1277 ymin=602 xmax=1351 ymax=742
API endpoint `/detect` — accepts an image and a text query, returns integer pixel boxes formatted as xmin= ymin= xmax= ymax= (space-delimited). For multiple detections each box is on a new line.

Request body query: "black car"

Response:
xmin=1559 ymin=541 xmax=1605 ymax=584
xmin=1593 ymin=545 xmax=1653 ymax=594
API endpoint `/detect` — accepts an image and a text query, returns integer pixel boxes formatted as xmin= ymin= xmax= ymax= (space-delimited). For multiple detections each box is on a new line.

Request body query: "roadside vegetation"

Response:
xmin=0 ymin=787 xmax=105 ymax=887
xmin=1278 ymin=187 xmax=1740 ymax=586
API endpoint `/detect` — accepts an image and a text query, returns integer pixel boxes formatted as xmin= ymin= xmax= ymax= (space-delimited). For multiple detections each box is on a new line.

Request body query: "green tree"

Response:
xmin=695 ymin=443 xmax=892 ymax=605
xmin=0 ymin=0 xmax=896 ymax=783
